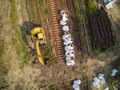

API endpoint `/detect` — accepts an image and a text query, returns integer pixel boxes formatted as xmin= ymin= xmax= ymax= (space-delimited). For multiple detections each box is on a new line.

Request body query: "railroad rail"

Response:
xmin=48 ymin=0 xmax=65 ymax=63
xmin=64 ymin=0 xmax=91 ymax=90
xmin=78 ymin=0 xmax=90 ymax=54
xmin=66 ymin=0 xmax=83 ymax=52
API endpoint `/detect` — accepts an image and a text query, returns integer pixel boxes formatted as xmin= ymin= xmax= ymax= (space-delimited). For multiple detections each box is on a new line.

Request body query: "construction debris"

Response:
xmin=111 ymin=69 xmax=118 ymax=76
xmin=72 ymin=80 xmax=81 ymax=90
xmin=98 ymin=74 xmax=105 ymax=84
xmin=93 ymin=77 xmax=100 ymax=88
xmin=92 ymin=73 xmax=105 ymax=88
xmin=103 ymin=0 xmax=117 ymax=9
xmin=104 ymin=87 xmax=109 ymax=90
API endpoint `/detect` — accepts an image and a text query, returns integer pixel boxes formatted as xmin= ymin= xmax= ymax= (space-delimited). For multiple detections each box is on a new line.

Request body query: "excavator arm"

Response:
xmin=36 ymin=40 xmax=45 ymax=65
xmin=31 ymin=27 xmax=46 ymax=65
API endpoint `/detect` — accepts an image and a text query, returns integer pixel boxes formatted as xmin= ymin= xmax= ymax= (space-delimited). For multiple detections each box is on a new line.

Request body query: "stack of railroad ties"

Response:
xmin=60 ymin=10 xmax=75 ymax=66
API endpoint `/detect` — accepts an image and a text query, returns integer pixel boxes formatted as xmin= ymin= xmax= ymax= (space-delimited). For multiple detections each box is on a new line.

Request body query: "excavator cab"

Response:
xmin=31 ymin=27 xmax=46 ymax=65
xmin=31 ymin=27 xmax=46 ymax=44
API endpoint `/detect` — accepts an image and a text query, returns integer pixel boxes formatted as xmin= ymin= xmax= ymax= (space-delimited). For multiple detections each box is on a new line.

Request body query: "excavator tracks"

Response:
xmin=48 ymin=0 xmax=65 ymax=63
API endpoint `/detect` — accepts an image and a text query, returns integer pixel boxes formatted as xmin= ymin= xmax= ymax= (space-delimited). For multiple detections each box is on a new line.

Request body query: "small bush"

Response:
xmin=0 ymin=43 xmax=4 ymax=59
xmin=48 ymin=85 xmax=56 ymax=90
xmin=85 ymin=0 xmax=97 ymax=14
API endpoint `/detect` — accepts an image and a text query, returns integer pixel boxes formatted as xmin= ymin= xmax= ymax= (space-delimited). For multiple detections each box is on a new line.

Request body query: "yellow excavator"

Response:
xmin=31 ymin=27 xmax=46 ymax=65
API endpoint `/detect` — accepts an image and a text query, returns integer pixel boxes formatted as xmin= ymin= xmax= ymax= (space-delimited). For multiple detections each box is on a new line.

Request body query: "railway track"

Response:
xmin=48 ymin=0 xmax=65 ymax=63
xmin=78 ymin=0 xmax=90 ymax=54
xmin=64 ymin=0 xmax=91 ymax=90
xmin=65 ymin=0 xmax=84 ymax=58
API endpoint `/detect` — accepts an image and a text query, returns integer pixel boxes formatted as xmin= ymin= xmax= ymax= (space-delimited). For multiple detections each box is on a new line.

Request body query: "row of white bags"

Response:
xmin=60 ymin=10 xmax=75 ymax=66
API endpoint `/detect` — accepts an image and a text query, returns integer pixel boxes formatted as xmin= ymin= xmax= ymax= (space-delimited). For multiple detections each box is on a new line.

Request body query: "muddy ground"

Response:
xmin=0 ymin=0 xmax=120 ymax=90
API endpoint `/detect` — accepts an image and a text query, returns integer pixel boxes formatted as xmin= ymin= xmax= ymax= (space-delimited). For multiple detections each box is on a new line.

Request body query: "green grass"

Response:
xmin=0 ymin=63 xmax=8 ymax=75
xmin=75 ymin=0 xmax=82 ymax=21
xmin=29 ymin=0 xmax=35 ymax=22
xmin=0 ymin=45 xmax=8 ymax=75
xmin=23 ymin=54 xmax=31 ymax=64
xmin=41 ymin=46 xmax=56 ymax=65
xmin=45 ymin=28 xmax=56 ymax=65
xmin=0 ymin=43 xmax=4 ymax=60
xmin=84 ymin=0 xmax=97 ymax=14
xmin=48 ymin=85 xmax=56 ymax=90
xmin=28 ymin=0 xmax=49 ymax=23
xmin=114 ymin=58 xmax=120 ymax=84
xmin=0 ymin=23 xmax=7 ymax=75
xmin=13 ymin=27 xmax=31 ymax=64
xmin=74 ymin=31 xmax=79 ymax=36
xmin=94 ymin=48 xmax=101 ymax=55
xmin=9 ymin=0 xmax=18 ymax=26
xmin=105 ymin=58 xmax=120 ymax=89
xmin=41 ymin=0 xmax=49 ymax=15
xmin=48 ymin=52 xmax=56 ymax=64
xmin=73 ymin=0 xmax=82 ymax=37
xmin=0 ymin=38 xmax=7 ymax=75
xmin=9 ymin=0 xmax=30 ymax=64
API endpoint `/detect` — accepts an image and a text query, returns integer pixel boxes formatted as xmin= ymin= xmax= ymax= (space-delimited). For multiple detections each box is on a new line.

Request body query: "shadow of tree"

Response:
xmin=20 ymin=21 xmax=41 ymax=45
